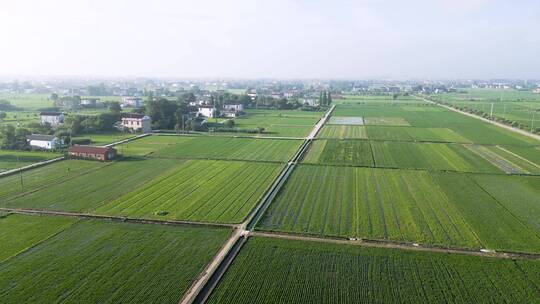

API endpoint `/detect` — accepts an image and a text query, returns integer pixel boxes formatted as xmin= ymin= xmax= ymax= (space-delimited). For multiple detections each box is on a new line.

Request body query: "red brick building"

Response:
xmin=68 ymin=145 xmax=117 ymax=161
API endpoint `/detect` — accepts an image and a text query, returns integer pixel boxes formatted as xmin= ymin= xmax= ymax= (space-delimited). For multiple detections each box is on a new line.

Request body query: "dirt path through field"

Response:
xmin=251 ymin=231 xmax=540 ymax=260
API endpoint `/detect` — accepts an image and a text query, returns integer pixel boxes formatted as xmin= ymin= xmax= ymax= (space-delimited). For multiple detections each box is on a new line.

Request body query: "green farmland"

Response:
xmin=0 ymin=158 xmax=178 ymax=212
xmin=117 ymin=135 xmax=302 ymax=162
xmin=223 ymin=109 xmax=322 ymax=137
xmin=318 ymin=125 xmax=367 ymax=139
xmin=431 ymin=88 xmax=540 ymax=130
xmin=0 ymin=219 xmax=230 ymax=303
xmin=0 ymin=214 xmax=76 ymax=262
xmin=0 ymin=150 xmax=62 ymax=171
xmin=97 ymin=160 xmax=283 ymax=223
xmin=258 ymin=165 xmax=540 ymax=253
xmin=208 ymin=237 xmax=540 ymax=304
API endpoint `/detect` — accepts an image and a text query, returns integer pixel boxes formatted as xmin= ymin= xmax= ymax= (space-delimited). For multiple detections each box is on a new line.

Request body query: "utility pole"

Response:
xmin=531 ymin=111 xmax=536 ymax=133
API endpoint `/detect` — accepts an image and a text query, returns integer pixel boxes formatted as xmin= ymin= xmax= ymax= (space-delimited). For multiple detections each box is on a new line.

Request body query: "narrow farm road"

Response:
xmin=0 ymin=207 xmax=236 ymax=229
xmin=251 ymin=231 xmax=540 ymax=261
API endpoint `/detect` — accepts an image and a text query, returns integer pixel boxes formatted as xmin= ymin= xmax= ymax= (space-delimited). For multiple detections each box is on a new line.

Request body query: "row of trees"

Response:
xmin=319 ymin=91 xmax=333 ymax=106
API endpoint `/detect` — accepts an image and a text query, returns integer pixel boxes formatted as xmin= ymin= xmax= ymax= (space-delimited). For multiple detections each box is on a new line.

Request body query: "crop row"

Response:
xmin=0 ymin=218 xmax=230 ymax=303
xmin=1 ymin=158 xmax=179 ymax=212
xmin=258 ymin=165 xmax=540 ymax=253
xmin=208 ymin=237 xmax=540 ymax=304
xmin=119 ymin=135 xmax=302 ymax=162
xmin=97 ymin=160 xmax=283 ymax=224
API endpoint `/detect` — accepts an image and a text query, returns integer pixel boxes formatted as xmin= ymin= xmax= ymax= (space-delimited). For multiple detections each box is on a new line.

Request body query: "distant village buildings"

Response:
xmin=80 ymin=98 xmax=100 ymax=107
xmin=197 ymin=106 xmax=217 ymax=118
xmin=26 ymin=134 xmax=61 ymax=150
xmin=69 ymin=145 xmax=117 ymax=161
xmin=40 ymin=112 xmax=64 ymax=127
xmin=121 ymin=96 xmax=143 ymax=108
xmin=121 ymin=113 xmax=152 ymax=133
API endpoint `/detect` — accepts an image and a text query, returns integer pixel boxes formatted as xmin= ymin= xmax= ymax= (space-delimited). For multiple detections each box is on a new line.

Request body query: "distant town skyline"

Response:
xmin=1 ymin=0 xmax=539 ymax=79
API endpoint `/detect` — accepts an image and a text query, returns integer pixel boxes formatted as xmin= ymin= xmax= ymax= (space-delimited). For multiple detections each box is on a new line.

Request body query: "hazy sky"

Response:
xmin=1 ymin=0 xmax=539 ymax=79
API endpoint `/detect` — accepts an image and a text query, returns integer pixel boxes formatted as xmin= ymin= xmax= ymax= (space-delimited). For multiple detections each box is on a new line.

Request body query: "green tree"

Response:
xmin=0 ymin=111 xmax=6 ymax=121
xmin=108 ymin=101 xmax=122 ymax=113
xmin=327 ymin=92 xmax=332 ymax=105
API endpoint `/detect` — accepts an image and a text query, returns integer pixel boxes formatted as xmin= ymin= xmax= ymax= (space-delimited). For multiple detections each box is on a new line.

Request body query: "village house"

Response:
xmin=69 ymin=145 xmax=117 ymax=161
xmin=121 ymin=96 xmax=143 ymax=108
xmin=223 ymin=104 xmax=244 ymax=112
xmin=221 ymin=104 xmax=244 ymax=118
xmin=26 ymin=134 xmax=62 ymax=150
xmin=80 ymin=97 xmax=100 ymax=107
xmin=121 ymin=113 xmax=152 ymax=133
xmin=197 ymin=105 xmax=217 ymax=118
xmin=40 ymin=112 xmax=64 ymax=126
xmin=300 ymin=97 xmax=317 ymax=106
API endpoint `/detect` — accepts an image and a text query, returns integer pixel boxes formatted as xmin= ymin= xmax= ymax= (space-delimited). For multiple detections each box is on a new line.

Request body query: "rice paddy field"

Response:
xmin=224 ymin=109 xmax=323 ymax=137
xmin=207 ymin=237 xmax=540 ymax=304
xmin=258 ymin=165 xmax=540 ymax=253
xmin=0 ymin=214 xmax=77 ymax=263
xmin=96 ymin=160 xmax=283 ymax=223
xmin=117 ymin=135 xmax=302 ymax=162
xmin=318 ymin=125 xmax=368 ymax=139
xmin=0 ymin=158 xmax=178 ymax=212
xmin=0 ymin=150 xmax=62 ymax=171
xmin=0 ymin=218 xmax=230 ymax=303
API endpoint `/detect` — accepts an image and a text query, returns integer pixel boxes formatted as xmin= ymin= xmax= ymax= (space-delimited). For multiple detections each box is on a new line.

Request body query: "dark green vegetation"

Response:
xmin=0 ymin=219 xmax=230 ymax=303
xmin=118 ymin=135 xmax=302 ymax=162
xmin=258 ymin=165 xmax=540 ymax=253
xmin=0 ymin=214 xmax=76 ymax=262
xmin=97 ymin=160 xmax=283 ymax=223
xmin=208 ymin=237 xmax=540 ymax=304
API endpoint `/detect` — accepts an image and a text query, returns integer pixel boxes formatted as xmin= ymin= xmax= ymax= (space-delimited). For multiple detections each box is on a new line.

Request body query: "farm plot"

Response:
xmin=0 ymin=214 xmax=77 ymax=263
xmin=0 ymin=160 xmax=105 ymax=200
xmin=231 ymin=109 xmax=322 ymax=137
xmin=258 ymin=165 xmax=540 ymax=253
xmin=470 ymin=174 xmax=540 ymax=234
xmin=0 ymin=219 xmax=230 ymax=303
xmin=327 ymin=116 xmax=364 ymax=125
xmin=208 ymin=237 xmax=540 ymax=304
xmin=1 ymin=158 xmax=178 ymax=212
xmin=501 ymin=145 xmax=540 ymax=165
xmin=302 ymin=140 xmax=374 ymax=166
xmin=432 ymin=172 xmax=540 ymax=253
xmin=364 ymin=117 xmax=410 ymax=126
xmin=0 ymin=150 xmax=62 ymax=171
xmin=96 ymin=160 xmax=283 ymax=224
xmin=118 ymin=135 xmax=302 ymax=162
xmin=371 ymin=141 xmax=502 ymax=173
xmin=317 ymin=125 xmax=367 ymax=139
xmin=366 ymin=126 xmax=471 ymax=143
xmin=465 ymin=144 xmax=539 ymax=174
xmin=152 ymin=137 xmax=302 ymax=162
